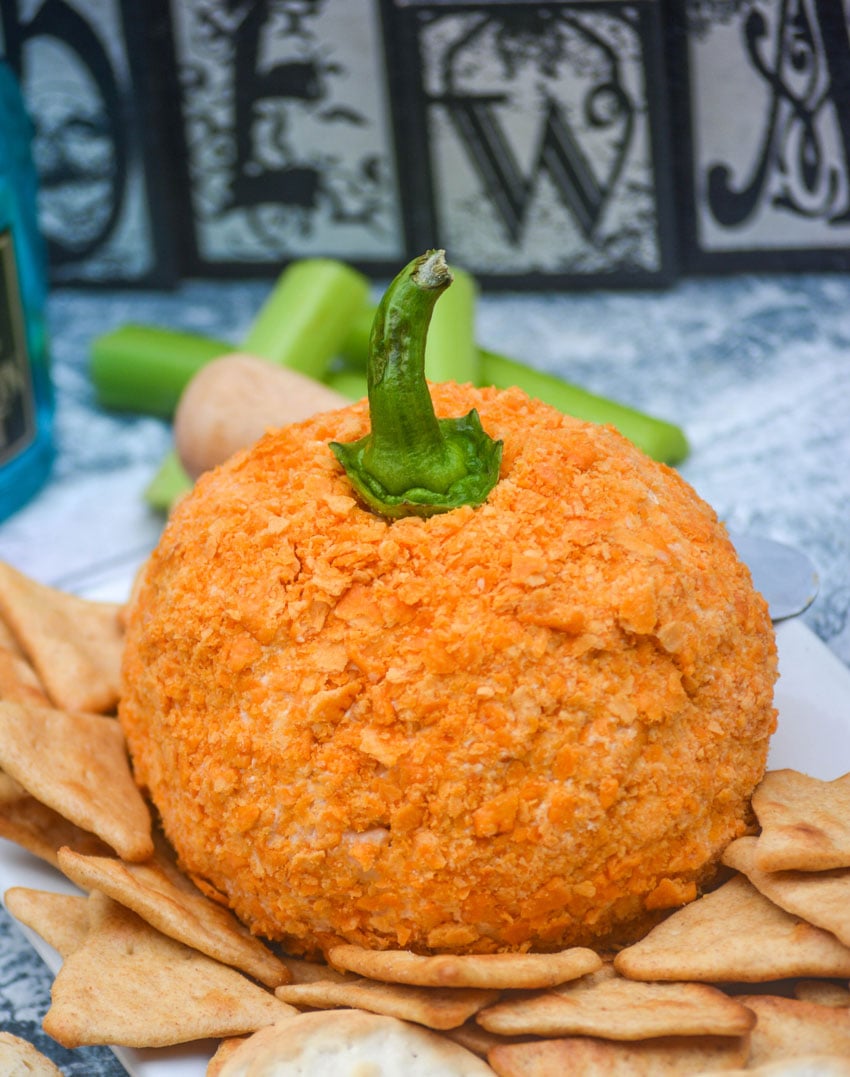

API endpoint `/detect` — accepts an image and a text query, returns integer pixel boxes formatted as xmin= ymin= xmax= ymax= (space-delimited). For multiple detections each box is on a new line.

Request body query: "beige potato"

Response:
xmin=174 ymin=353 xmax=348 ymax=479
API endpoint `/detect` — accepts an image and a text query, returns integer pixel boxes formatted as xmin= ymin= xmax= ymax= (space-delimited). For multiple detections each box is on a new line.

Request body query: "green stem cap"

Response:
xmin=330 ymin=250 xmax=502 ymax=519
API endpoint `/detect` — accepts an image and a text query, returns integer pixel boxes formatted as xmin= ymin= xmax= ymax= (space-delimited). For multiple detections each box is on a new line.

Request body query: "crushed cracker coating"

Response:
xmin=119 ymin=384 xmax=777 ymax=956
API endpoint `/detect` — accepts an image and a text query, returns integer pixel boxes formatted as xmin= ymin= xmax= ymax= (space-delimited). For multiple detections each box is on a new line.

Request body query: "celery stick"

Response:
xmin=479 ymin=348 xmax=689 ymax=465
xmin=144 ymin=449 xmax=192 ymax=511
xmin=324 ymin=369 xmax=368 ymax=401
xmin=91 ymin=325 xmax=231 ymax=418
xmin=338 ymin=304 xmax=376 ymax=371
xmin=424 ymin=265 xmax=480 ymax=384
xmin=243 ymin=259 xmax=370 ymax=377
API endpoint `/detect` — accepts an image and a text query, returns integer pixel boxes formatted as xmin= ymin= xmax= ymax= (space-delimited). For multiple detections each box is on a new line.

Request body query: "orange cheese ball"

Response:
xmin=120 ymin=384 xmax=777 ymax=956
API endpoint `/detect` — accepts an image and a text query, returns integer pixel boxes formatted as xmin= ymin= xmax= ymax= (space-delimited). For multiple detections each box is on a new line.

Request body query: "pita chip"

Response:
xmin=0 ymin=561 xmax=124 ymax=714
xmin=0 ymin=1032 xmax=62 ymax=1076
xmin=793 ymin=979 xmax=850 ymax=1007
xmin=752 ymin=770 xmax=850 ymax=872
xmin=0 ymin=646 xmax=49 ymax=705
xmin=4 ymin=886 xmax=89 ymax=958
xmin=614 ymin=875 xmax=850 ymax=982
xmin=215 ymin=1010 xmax=495 ymax=1077
xmin=737 ymin=994 xmax=850 ymax=1066
xmin=43 ymin=892 xmax=296 ymax=1048
xmin=276 ymin=976 xmax=500 ymax=1030
xmin=283 ymin=954 xmax=355 ymax=984
xmin=327 ymin=942 xmax=602 ymax=989
xmin=487 ymin=1032 xmax=750 ymax=1076
xmin=56 ymin=844 xmax=288 ymax=988
xmin=477 ymin=966 xmax=755 ymax=1039
xmin=663 ymin=1058 xmax=850 ymax=1077
xmin=0 ymin=700 xmax=152 ymax=861
xmin=724 ymin=836 xmax=850 ymax=947
xmin=0 ymin=779 xmax=113 ymax=867
xmin=207 ymin=1037 xmax=249 ymax=1077
xmin=445 ymin=1020 xmax=533 ymax=1059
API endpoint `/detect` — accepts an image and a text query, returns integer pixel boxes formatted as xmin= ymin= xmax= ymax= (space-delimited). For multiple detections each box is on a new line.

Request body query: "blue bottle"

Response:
xmin=0 ymin=60 xmax=54 ymax=522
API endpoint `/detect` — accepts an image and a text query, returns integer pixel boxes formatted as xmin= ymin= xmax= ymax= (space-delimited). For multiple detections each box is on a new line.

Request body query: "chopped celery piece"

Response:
xmin=479 ymin=348 xmax=689 ymax=465
xmin=144 ymin=450 xmax=192 ymax=511
xmin=91 ymin=326 xmax=231 ymax=419
xmin=243 ymin=258 xmax=370 ymax=377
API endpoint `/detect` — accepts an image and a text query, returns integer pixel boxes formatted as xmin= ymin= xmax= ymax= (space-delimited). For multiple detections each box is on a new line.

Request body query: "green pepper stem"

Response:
xmin=330 ymin=250 xmax=502 ymax=519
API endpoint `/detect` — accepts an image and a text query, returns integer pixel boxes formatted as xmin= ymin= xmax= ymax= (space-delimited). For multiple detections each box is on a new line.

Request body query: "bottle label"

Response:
xmin=0 ymin=229 xmax=36 ymax=465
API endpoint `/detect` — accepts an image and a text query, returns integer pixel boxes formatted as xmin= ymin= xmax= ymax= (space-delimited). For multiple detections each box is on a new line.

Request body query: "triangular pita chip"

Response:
xmin=793 ymin=979 xmax=850 ymax=1007
xmin=0 ymin=773 xmax=113 ymax=866
xmin=487 ymin=1032 xmax=750 ymax=1076
xmin=276 ymin=977 xmax=500 ymax=1030
xmin=4 ymin=886 xmax=90 ymax=958
xmin=0 ymin=614 xmax=23 ymax=654
xmin=214 ymin=1010 xmax=495 ymax=1076
xmin=752 ymin=770 xmax=850 ymax=872
xmin=695 ymin=1059 xmax=850 ymax=1076
xmin=0 ymin=646 xmax=49 ymax=705
xmin=613 ymin=875 xmax=850 ymax=982
xmin=57 ymin=844 xmax=288 ymax=987
xmin=476 ymin=965 xmax=755 ymax=1039
xmin=0 ymin=769 xmax=25 ymax=804
xmin=0 ymin=1031 xmax=63 ymax=1076
xmin=0 ymin=700 xmax=152 ymax=861
xmin=737 ymin=994 xmax=850 ymax=1067
xmin=445 ymin=1020 xmax=532 ymax=1059
xmin=724 ymin=836 xmax=850 ymax=947
xmin=283 ymin=954 xmax=355 ymax=983
xmin=43 ymin=892 xmax=296 ymax=1048
xmin=327 ymin=942 xmax=602 ymax=989
xmin=0 ymin=561 xmax=123 ymax=713
xmin=207 ymin=1037 xmax=249 ymax=1077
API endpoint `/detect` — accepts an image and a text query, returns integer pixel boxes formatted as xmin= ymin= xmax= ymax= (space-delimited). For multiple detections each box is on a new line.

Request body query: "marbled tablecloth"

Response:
xmin=0 ymin=274 xmax=848 ymax=1073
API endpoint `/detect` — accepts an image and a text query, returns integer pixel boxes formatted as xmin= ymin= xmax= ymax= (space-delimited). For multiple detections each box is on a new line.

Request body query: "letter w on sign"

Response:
xmin=433 ymin=91 xmax=633 ymax=243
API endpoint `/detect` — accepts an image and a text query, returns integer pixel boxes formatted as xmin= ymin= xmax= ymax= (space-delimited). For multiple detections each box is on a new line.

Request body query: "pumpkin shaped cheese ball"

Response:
xmin=120 ymin=252 xmax=778 ymax=957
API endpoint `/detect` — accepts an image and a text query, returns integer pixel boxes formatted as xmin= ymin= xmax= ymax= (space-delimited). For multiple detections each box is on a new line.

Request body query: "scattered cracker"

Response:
xmin=752 ymin=770 xmax=850 ymax=872
xmin=43 ymin=892 xmax=295 ymax=1049
xmin=793 ymin=979 xmax=850 ymax=1007
xmin=207 ymin=1037 xmax=249 ymax=1077
xmin=613 ymin=875 xmax=850 ymax=982
xmin=477 ymin=965 xmax=755 ymax=1039
xmin=724 ymin=835 xmax=850 ymax=947
xmin=283 ymin=954 xmax=356 ymax=984
xmin=216 ymin=1009 xmax=496 ymax=1076
xmin=0 ymin=613 xmax=23 ymax=655
xmin=0 ymin=700 xmax=152 ymax=861
xmin=327 ymin=943 xmax=602 ymax=989
xmin=737 ymin=994 xmax=850 ymax=1066
xmin=0 ymin=769 xmax=25 ymax=805
xmin=4 ymin=886 xmax=89 ymax=958
xmin=276 ymin=976 xmax=500 ymax=1031
xmin=0 ymin=782 xmax=113 ymax=867
xmin=445 ymin=1020 xmax=533 ymax=1059
xmin=487 ymin=1032 xmax=750 ymax=1075
xmin=0 ymin=560 xmax=124 ymax=714
xmin=56 ymin=844 xmax=288 ymax=988
xmin=0 ymin=646 xmax=49 ymax=705
xmin=679 ymin=1057 xmax=850 ymax=1077
xmin=0 ymin=1031 xmax=62 ymax=1076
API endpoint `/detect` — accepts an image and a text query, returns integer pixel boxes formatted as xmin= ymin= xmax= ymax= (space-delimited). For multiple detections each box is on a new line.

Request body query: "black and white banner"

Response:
xmin=392 ymin=2 xmax=676 ymax=286
xmin=678 ymin=0 xmax=850 ymax=270
xmin=169 ymin=0 xmax=406 ymax=273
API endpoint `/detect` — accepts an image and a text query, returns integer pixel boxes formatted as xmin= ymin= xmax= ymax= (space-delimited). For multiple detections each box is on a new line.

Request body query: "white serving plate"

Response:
xmin=1 ymin=608 xmax=848 ymax=1075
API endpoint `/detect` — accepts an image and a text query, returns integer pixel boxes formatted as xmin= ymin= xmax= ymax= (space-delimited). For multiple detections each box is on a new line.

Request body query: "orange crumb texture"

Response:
xmin=119 ymin=384 xmax=777 ymax=957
